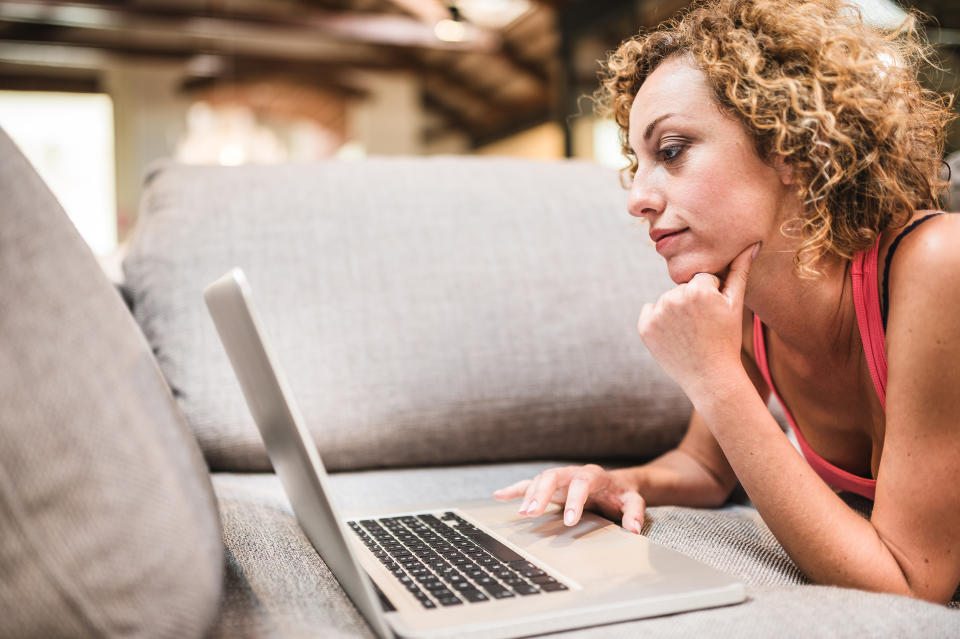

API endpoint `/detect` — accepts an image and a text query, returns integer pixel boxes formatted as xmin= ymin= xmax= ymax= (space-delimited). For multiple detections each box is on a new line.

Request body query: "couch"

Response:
xmin=1 ymin=124 xmax=957 ymax=638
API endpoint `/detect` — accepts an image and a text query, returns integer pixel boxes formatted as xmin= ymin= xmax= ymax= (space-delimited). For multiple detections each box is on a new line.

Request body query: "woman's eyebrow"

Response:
xmin=628 ymin=113 xmax=681 ymax=156
xmin=643 ymin=113 xmax=679 ymax=140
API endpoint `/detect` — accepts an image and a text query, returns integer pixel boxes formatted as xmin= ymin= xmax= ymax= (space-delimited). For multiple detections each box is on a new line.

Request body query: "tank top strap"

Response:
xmin=850 ymin=242 xmax=887 ymax=409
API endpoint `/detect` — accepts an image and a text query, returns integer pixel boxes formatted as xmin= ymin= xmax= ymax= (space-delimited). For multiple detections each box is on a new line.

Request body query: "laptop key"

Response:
xmin=426 ymin=583 xmax=450 ymax=594
xmin=437 ymin=595 xmax=463 ymax=606
xmin=541 ymin=582 xmax=569 ymax=592
xmin=513 ymin=583 xmax=540 ymax=595
xmin=479 ymin=581 xmax=510 ymax=596
xmin=461 ymin=589 xmax=489 ymax=602
xmin=530 ymin=575 xmax=556 ymax=585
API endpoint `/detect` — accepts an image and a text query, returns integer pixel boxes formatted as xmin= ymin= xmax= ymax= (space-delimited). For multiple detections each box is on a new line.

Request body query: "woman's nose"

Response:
xmin=627 ymin=173 xmax=666 ymax=219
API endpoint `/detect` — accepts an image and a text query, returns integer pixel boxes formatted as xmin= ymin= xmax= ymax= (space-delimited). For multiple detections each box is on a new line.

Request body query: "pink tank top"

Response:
xmin=752 ymin=243 xmax=883 ymax=501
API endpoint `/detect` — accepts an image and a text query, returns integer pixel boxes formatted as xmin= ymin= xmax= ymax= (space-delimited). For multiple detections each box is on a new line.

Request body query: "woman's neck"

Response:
xmin=744 ymin=242 xmax=858 ymax=358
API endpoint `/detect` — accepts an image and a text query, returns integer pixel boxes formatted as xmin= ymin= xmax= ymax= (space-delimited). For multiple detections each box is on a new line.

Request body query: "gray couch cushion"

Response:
xmin=123 ymin=158 xmax=689 ymax=472
xmin=0 ymin=127 xmax=223 ymax=637
xmin=211 ymin=468 xmax=960 ymax=638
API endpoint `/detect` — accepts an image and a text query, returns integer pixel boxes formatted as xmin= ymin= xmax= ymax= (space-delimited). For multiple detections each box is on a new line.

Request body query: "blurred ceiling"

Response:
xmin=1 ymin=0 xmax=958 ymax=149
xmin=0 ymin=0 xmax=567 ymax=146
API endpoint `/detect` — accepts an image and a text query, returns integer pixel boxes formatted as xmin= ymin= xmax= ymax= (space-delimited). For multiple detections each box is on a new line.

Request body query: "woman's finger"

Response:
xmin=519 ymin=473 xmax=544 ymax=513
xmin=689 ymin=271 xmax=721 ymax=290
xmin=493 ymin=479 xmax=531 ymax=501
xmin=562 ymin=466 xmax=604 ymax=526
xmin=620 ymin=491 xmax=646 ymax=534
xmin=524 ymin=469 xmax=562 ymax=517
xmin=638 ymin=302 xmax=653 ymax=335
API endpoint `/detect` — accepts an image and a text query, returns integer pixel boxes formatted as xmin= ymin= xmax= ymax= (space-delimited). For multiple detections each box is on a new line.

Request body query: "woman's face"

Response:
xmin=627 ymin=56 xmax=794 ymax=284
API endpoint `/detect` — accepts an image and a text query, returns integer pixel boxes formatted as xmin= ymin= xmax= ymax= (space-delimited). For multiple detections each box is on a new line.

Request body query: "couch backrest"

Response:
xmin=123 ymin=157 xmax=692 ymax=472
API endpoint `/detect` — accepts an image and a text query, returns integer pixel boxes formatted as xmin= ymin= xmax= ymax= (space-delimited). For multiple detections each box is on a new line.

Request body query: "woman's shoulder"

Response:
xmin=883 ymin=211 xmax=960 ymax=325
xmin=883 ymin=210 xmax=960 ymax=276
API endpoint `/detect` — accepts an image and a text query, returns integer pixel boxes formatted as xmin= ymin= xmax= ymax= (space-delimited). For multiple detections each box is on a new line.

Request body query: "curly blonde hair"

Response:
xmin=594 ymin=0 xmax=956 ymax=276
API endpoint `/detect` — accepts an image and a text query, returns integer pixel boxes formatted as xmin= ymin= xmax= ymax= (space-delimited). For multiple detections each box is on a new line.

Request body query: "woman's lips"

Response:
xmin=654 ymin=229 xmax=688 ymax=253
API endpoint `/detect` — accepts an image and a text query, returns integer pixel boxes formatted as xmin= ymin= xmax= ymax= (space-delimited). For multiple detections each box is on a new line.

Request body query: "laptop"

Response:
xmin=203 ymin=268 xmax=746 ymax=639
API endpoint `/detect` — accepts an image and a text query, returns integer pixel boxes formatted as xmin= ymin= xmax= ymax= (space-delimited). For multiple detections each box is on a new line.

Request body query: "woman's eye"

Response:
xmin=657 ymin=144 xmax=686 ymax=162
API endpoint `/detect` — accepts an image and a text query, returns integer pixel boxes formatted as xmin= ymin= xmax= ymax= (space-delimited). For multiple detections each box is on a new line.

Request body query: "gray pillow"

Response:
xmin=124 ymin=158 xmax=691 ymax=472
xmin=0 ymin=127 xmax=223 ymax=637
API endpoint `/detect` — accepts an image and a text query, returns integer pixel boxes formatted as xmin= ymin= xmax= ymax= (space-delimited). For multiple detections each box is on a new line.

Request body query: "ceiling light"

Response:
xmin=453 ymin=0 xmax=531 ymax=30
xmin=434 ymin=18 xmax=467 ymax=42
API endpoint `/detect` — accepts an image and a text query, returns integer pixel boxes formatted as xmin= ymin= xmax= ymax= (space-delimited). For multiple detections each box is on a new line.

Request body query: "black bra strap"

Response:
xmin=882 ymin=212 xmax=944 ymax=328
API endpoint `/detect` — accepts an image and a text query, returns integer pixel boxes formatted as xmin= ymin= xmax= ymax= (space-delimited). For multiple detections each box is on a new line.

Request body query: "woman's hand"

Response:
xmin=493 ymin=465 xmax=646 ymax=534
xmin=638 ymin=243 xmax=758 ymax=402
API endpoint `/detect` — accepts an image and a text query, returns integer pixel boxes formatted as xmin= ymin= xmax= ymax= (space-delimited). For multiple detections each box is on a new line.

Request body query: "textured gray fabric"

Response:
xmin=0 ymin=126 xmax=223 ymax=637
xmin=123 ymin=158 xmax=690 ymax=472
xmin=211 ymin=469 xmax=960 ymax=638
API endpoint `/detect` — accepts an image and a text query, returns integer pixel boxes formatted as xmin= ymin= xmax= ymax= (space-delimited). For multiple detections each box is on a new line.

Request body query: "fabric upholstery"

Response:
xmin=123 ymin=158 xmax=690 ymax=472
xmin=0 ymin=127 xmax=223 ymax=638
xmin=210 ymin=468 xmax=960 ymax=638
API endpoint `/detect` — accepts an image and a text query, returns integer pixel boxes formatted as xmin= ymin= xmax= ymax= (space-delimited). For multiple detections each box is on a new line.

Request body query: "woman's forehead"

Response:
xmin=629 ymin=58 xmax=715 ymax=136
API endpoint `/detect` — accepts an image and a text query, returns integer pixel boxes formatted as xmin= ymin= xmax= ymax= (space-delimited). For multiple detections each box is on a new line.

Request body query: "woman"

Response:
xmin=495 ymin=0 xmax=960 ymax=603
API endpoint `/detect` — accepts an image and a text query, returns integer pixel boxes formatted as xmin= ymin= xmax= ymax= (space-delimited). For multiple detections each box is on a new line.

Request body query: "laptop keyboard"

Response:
xmin=348 ymin=512 xmax=568 ymax=609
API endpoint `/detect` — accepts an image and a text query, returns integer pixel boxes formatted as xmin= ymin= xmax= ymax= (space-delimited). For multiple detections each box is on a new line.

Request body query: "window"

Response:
xmin=0 ymin=91 xmax=117 ymax=255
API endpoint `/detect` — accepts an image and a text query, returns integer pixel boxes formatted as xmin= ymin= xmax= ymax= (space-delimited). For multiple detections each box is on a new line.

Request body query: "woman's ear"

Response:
xmin=772 ymin=155 xmax=795 ymax=186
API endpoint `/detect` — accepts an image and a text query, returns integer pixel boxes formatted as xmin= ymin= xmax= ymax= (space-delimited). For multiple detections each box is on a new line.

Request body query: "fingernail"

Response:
xmin=564 ymin=509 xmax=576 ymax=526
xmin=526 ymin=500 xmax=538 ymax=514
xmin=518 ymin=501 xmax=528 ymax=513
xmin=751 ymin=242 xmax=761 ymax=259
xmin=633 ymin=518 xmax=642 ymax=534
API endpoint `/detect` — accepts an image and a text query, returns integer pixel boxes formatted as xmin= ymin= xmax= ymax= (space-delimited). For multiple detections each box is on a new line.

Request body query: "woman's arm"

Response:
xmin=642 ymin=233 xmax=960 ymax=603
xmin=693 ymin=378 xmax=919 ymax=594
xmin=628 ymin=311 xmax=769 ymax=509
xmin=868 ymin=214 xmax=960 ymax=602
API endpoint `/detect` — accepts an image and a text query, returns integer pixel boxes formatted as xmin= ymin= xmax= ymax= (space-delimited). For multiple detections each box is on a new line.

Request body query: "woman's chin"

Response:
xmin=666 ymin=261 xmax=699 ymax=285
xmin=667 ymin=259 xmax=720 ymax=285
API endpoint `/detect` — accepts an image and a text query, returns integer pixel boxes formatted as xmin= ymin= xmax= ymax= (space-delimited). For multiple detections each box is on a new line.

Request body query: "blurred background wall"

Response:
xmin=0 ymin=0 xmax=958 ymax=267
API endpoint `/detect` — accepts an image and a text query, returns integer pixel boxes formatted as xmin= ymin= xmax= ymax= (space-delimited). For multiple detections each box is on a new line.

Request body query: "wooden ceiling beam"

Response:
xmin=382 ymin=0 xmax=451 ymax=23
xmin=0 ymin=0 xmax=551 ymax=94
xmin=0 ymin=38 xmax=401 ymax=92
xmin=178 ymin=64 xmax=370 ymax=101
xmin=0 ymin=66 xmax=99 ymax=92
xmin=0 ymin=0 xmax=498 ymax=52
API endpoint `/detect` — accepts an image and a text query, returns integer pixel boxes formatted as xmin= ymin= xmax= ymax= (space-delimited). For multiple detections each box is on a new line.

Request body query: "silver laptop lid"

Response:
xmin=204 ymin=268 xmax=393 ymax=639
